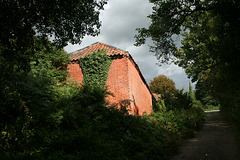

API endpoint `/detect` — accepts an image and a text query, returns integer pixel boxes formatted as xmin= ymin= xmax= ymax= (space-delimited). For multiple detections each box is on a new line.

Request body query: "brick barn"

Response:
xmin=68 ymin=42 xmax=152 ymax=115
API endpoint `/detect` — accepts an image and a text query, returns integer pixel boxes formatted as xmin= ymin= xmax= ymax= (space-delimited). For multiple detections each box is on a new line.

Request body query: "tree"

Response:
xmin=135 ymin=0 xmax=240 ymax=114
xmin=0 ymin=39 xmax=72 ymax=156
xmin=149 ymin=75 xmax=176 ymax=95
xmin=0 ymin=1 xmax=108 ymax=150
xmin=0 ymin=0 xmax=107 ymax=71
xmin=0 ymin=1 xmax=108 ymax=156
xmin=195 ymin=80 xmax=219 ymax=107
xmin=188 ymin=81 xmax=195 ymax=100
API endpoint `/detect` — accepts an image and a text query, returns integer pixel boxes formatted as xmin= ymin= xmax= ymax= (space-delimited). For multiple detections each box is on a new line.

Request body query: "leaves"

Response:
xmin=0 ymin=0 xmax=107 ymax=72
xmin=149 ymin=75 xmax=176 ymax=95
xmin=79 ymin=49 xmax=113 ymax=87
xmin=135 ymin=0 xmax=215 ymax=62
xmin=136 ymin=0 xmax=240 ymax=128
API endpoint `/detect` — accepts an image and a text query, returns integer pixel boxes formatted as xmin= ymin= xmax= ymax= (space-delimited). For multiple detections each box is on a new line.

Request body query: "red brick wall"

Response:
xmin=67 ymin=60 xmax=83 ymax=86
xmin=127 ymin=58 xmax=152 ymax=115
xmin=105 ymin=57 xmax=130 ymax=106
xmin=67 ymin=56 xmax=152 ymax=116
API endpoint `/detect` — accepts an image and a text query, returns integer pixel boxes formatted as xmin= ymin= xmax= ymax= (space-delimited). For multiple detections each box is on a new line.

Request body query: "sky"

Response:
xmin=64 ymin=0 xmax=192 ymax=91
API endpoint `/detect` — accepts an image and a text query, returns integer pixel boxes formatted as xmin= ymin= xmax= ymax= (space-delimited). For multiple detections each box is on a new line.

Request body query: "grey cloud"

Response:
xmin=64 ymin=0 xmax=192 ymax=90
xmin=99 ymin=0 xmax=152 ymax=46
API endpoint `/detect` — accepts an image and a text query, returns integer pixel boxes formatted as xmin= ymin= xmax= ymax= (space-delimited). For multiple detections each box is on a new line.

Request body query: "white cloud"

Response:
xmin=156 ymin=64 xmax=184 ymax=77
xmin=64 ymin=0 xmax=192 ymax=90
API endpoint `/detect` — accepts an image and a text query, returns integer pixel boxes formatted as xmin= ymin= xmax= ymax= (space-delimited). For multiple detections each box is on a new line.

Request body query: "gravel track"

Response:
xmin=171 ymin=110 xmax=240 ymax=160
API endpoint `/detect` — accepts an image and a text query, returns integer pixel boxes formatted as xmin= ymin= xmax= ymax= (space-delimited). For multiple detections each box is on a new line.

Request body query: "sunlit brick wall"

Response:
xmin=105 ymin=57 xmax=130 ymax=106
xmin=67 ymin=61 xmax=83 ymax=86
xmin=67 ymin=56 xmax=152 ymax=116
xmin=127 ymin=58 xmax=152 ymax=115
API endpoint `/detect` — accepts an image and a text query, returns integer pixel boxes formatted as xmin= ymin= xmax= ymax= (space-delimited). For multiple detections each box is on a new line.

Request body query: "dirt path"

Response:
xmin=171 ymin=110 xmax=240 ymax=160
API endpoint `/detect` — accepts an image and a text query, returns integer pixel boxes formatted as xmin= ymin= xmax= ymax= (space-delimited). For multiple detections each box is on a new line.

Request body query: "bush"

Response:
xmin=146 ymin=106 xmax=205 ymax=146
xmin=149 ymin=87 xmax=206 ymax=156
xmin=1 ymin=44 xmax=206 ymax=159
xmin=1 ymin=82 xmax=206 ymax=160
xmin=161 ymin=89 xmax=192 ymax=111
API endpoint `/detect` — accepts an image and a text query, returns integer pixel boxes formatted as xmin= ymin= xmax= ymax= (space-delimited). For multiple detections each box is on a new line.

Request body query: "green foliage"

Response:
xmin=1 ymin=84 xmax=206 ymax=160
xmin=136 ymin=0 xmax=240 ymax=135
xmin=145 ymin=106 xmax=206 ymax=157
xmin=149 ymin=75 xmax=176 ymax=95
xmin=79 ymin=50 xmax=113 ymax=88
xmin=1 ymin=2 xmax=107 ymax=151
xmin=0 ymin=39 xmax=71 ymax=157
xmin=176 ymin=7 xmax=240 ymax=110
xmin=0 ymin=0 xmax=107 ymax=81
xmin=1 ymin=0 xmax=107 ymax=48
xmin=204 ymin=105 xmax=220 ymax=111
xmin=150 ymin=85 xmax=206 ymax=156
xmin=195 ymin=80 xmax=219 ymax=108
xmin=1 ymin=1 xmax=205 ymax=159
xmin=155 ymin=100 xmax=167 ymax=113
xmin=0 ymin=82 xmax=166 ymax=159
xmin=1 ymin=44 xmax=206 ymax=159
xmin=162 ymin=89 xmax=192 ymax=111
xmin=147 ymin=107 xmax=205 ymax=138
xmin=188 ymin=82 xmax=195 ymax=101
xmin=0 ymin=1 xmax=108 ymax=139
xmin=1 ymin=38 xmax=206 ymax=160
xmin=221 ymin=104 xmax=240 ymax=144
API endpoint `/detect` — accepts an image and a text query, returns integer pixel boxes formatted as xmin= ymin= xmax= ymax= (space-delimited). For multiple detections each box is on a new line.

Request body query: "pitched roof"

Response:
xmin=70 ymin=42 xmax=129 ymax=61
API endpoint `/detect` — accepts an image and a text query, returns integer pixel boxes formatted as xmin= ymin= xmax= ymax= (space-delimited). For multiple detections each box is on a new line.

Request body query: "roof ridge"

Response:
xmin=71 ymin=42 xmax=127 ymax=53
xmin=70 ymin=42 xmax=130 ymax=61
xmin=69 ymin=42 xmax=100 ymax=54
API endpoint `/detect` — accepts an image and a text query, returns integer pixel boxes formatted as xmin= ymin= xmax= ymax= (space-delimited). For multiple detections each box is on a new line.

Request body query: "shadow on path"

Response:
xmin=171 ymin=110 xmax=240 ymax=160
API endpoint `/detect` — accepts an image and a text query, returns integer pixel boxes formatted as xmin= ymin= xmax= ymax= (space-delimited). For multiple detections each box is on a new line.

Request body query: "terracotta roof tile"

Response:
xmin=70 ymin=42 xmax=129 ymax=61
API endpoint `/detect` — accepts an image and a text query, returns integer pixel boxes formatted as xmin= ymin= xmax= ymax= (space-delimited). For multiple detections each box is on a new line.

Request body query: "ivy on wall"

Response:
xmin=79 ymin=49 xmax=113 ymax=87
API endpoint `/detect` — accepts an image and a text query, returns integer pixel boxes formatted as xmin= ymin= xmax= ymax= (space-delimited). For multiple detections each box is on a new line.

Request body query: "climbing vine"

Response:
xmin=79 ymin=49 xmax=113 ymax=87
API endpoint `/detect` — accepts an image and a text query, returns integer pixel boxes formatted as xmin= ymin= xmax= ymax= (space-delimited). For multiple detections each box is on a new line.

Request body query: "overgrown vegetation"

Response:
xmin=150 ymin=82 xmax=206 ymax=140
xmin=79 ymin=49 xmax=113 ymax=87
xmin=1 ymin=1 xmax=207 ymax=159
xmin=1 ymin=40 xmax=205 ymax=159
xmin=136 ymin=0 xmax=240 ymax=141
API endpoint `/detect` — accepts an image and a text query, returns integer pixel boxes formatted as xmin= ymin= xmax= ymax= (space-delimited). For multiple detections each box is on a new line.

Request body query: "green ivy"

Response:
xmin=79 ymin=50 xmax=113 ymax=88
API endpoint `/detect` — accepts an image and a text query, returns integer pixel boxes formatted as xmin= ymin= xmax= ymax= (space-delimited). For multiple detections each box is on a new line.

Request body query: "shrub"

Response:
xmin=161 ymin=89 xmax=192 ymax=111
xmin=1 ymin=45 xmax=206 ymax=159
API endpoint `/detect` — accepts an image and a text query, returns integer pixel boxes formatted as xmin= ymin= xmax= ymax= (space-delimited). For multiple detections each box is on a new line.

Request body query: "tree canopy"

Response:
xmin=0 ymin=0 xmax=107 ymax=71
xmin=0 ymin=0 xmax=108 ymax=129
xmin=149 ymin=75 xmax=176 ymax=95
xmin=135 ymin=0 xmax=240 ymax=84
xmin=136 ymin=0 xmax=240 ymax=128
xmin=0 ymin=1 xmax=107 ymax=156
xmin=135 ymin=0 xmax=239 ymax=58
